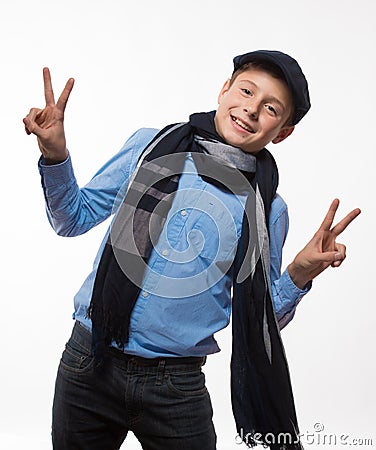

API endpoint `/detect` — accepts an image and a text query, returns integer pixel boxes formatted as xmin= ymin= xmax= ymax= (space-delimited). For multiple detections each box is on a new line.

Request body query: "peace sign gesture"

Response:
xmin=23 ymin=67 xmax=74 ymax=164
xmin=288 ymin=199 xmax=361 ymax=289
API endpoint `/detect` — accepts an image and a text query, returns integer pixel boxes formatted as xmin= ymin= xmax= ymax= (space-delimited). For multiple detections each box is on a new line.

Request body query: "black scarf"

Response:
xmin=88 ymin=111 xmax=303 ymax=449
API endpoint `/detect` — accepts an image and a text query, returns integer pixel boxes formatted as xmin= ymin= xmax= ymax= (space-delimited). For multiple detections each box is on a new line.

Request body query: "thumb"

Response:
xmin=23 ymin=116 xmax=44 ymax=137
xmin=320 ymin=250 xmax=343 ymax=264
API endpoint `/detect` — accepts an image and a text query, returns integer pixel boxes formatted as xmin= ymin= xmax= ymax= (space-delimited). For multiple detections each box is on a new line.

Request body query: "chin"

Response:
xmin=223 ymin=134 xmax=257 ymax=154
xmin=221 ymin=130 xmax=245 ymax=147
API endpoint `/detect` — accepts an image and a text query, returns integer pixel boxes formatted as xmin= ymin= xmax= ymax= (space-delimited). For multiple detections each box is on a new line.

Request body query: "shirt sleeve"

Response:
xmin=269 ymin=194 xmax=311 ymax=329
xmin=38 ymin=128 xmax=159 ymax=237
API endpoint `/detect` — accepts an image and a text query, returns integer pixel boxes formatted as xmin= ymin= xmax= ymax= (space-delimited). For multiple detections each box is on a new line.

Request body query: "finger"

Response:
xmin=26 ymin=107 xmax=42 ymax=119
xmin=331 ymin=207 xmax=361 ymax=237
xmin=331 ymin=243 xmax=346 ymax=267
xmin=56 ymin=77 xmax=75 ymax=112
xmin=309 ymin=230 xmax=325 ymax=252
xmin=43 ymin=67 xmax=55 ymax=106
xmin=24 ymin=123 xmax=31 ymax=135
xmin=318 ymin=198 xmax=340 ymax=232
xmin=316 ymin=250 xmax=341 ymax=264
xmin=23 ymin=116 xmax=45 ymax=138
xmin=34 ymin=108 xmax=51 ymax=127
xmin=23 ymin=108 xmax=41 ymax=134
xmin=335 ymin=242 xmax=346 ymax=257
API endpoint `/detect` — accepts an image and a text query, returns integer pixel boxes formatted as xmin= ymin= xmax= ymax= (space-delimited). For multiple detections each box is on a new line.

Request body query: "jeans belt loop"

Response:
xmin=156 ymin=359 xmax=166 ymax=386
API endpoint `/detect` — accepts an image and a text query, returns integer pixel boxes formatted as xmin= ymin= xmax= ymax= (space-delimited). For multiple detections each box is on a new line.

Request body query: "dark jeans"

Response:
xmin=52 ymin=322 xmax=217 ymax=450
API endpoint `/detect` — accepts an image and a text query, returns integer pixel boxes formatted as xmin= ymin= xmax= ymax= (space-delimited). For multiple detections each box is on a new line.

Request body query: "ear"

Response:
xmin=217 ymin=79 xmax=231 ymax=104
xmin=272 ymin=125 xmax=295 ymax=144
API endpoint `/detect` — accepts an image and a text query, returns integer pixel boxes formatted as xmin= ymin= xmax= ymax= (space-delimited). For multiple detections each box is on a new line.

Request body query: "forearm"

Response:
xmin=38 ymin=128 xmax=159 ymax=237
xmin=39 ymin=153 xmax=115 ymax=236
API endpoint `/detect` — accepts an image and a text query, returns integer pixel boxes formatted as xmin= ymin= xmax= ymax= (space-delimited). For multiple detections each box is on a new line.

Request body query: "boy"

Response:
xmin=24 ymin=50 xmax=360 ymax=450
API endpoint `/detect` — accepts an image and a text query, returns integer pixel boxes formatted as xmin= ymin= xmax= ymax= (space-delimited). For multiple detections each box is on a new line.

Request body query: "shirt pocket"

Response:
xmin=187 ymin=188 xmax=243 ymax=264
xmin=145 ymin=183 xmax=244 ymax=297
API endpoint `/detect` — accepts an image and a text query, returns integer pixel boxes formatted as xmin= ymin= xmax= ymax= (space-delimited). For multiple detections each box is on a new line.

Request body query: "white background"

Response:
xmin=1 ymin=0 xmax=375 ymax=449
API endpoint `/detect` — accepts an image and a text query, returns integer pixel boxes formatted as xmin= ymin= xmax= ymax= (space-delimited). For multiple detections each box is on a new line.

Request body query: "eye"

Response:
xmin=241 ymin=88 xmax=253 ymax=96
xmin=265 ymin=104 xmax=277 ymax=115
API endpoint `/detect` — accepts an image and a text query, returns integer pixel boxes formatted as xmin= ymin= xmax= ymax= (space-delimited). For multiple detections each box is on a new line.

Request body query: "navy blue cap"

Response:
xmin=233 ymin=50 xmax=311 ymax=125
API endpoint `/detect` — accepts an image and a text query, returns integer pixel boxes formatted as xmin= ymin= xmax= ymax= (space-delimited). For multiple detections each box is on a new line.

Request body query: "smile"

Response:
xmin=231 ymin=115 xmax=255 ymax=133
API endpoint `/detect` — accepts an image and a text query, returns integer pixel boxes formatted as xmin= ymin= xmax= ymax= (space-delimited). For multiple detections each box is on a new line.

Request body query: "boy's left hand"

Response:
xmin=288 ymin=199 xmax=361 ymax=289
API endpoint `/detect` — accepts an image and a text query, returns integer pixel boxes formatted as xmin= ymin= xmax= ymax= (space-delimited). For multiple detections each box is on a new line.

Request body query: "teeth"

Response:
xmin=232 ymin=116 xmax=253 ymax=132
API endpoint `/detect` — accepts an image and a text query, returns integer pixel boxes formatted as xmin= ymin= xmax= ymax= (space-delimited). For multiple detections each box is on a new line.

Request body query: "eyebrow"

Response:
xmin=238 ymin=79 xmax=287 ymax=113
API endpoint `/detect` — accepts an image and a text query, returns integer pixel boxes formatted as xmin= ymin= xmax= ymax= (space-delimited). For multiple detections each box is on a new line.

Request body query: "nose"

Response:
xmin=243 ymin=100 xmax=260 ymax=119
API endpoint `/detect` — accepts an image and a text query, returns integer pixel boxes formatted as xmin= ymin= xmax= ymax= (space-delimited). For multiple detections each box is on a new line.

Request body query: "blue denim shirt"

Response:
xmin=39 ymin=128 xmax=309 ymax=358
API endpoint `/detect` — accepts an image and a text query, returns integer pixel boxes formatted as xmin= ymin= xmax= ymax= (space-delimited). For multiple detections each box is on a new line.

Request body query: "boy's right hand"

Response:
xmin=23 ymin=67 xmax=74 ymax=164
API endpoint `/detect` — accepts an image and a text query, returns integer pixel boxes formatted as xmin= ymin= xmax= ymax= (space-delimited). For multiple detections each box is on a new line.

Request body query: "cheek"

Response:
xmin=218 ymin=92 xmax=238 ymax=111
xmin=261 ymin=115 xmax=282 ymax=134
xmin=216 ymin=103 xmax=230 ymax=126
xmin=217 ymin=97 xmax=229 ymax=114
xmin=214 ymin=110 xmax=226 ymax=138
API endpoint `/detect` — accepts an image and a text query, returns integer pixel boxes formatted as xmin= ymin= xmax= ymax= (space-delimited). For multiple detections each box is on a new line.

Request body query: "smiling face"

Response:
xmin=214 ymin=67 xmax=295 ymax=154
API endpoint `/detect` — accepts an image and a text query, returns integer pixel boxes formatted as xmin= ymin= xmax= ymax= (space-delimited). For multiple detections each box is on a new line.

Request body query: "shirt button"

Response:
xmin=181 ymin=209 xmax=187 ymax=216
xmin=141 ymin=291 xmax=149 ymax=298
xmin=162 ymin=249 xmax=169 ymax=256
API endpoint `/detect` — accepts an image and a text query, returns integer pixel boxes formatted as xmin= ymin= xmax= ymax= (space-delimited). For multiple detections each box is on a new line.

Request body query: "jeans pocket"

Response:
xmin=166 ymin=369 xmax=208 ymax=397
xmin=60 ymin=337 xmax=95 ymax=374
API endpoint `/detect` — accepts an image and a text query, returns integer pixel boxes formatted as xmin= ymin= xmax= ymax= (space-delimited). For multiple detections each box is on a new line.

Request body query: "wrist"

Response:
xmin=43 ymin=149 xmax=69 ymax=165
xmin=287 ymin=261 xmax=312 ymax=290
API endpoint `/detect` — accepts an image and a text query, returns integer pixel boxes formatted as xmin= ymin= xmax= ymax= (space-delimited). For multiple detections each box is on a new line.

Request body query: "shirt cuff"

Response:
xmin=280 ymin=268 xmax=312 ymax=303
xmin=275 ymin=269 xmax=312 ymax=329
xmin=38 ymin=153 xmax=75 ymax=187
